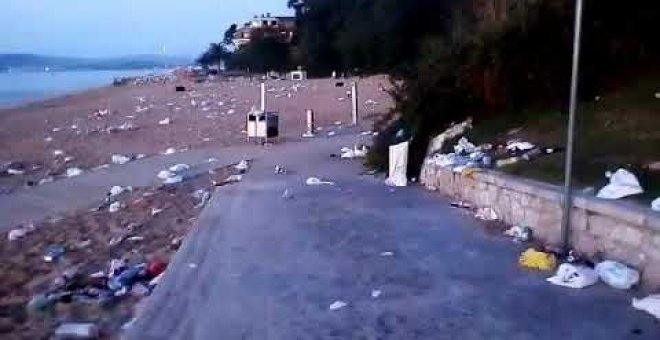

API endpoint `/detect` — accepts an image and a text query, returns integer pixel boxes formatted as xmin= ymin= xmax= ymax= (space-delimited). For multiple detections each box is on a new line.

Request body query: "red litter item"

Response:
xmin=146 ymin=259 xmax=168 ymax=278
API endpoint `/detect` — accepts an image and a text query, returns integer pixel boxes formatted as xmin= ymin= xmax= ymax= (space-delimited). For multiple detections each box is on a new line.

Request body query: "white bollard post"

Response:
xmin=304 ymin=109 xmax=315 ymax=137
xmin=351 ymin=82 xmax=359 ymax=125
xmin=260 ymin=82 xmax=266 ymax=112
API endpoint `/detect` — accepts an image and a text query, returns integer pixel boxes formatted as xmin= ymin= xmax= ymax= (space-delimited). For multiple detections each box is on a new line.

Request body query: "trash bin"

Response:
xmin=266 ymin=112 xmax=279 ymax=138
xmin=246 ymin=110 xmax=279 ymax=142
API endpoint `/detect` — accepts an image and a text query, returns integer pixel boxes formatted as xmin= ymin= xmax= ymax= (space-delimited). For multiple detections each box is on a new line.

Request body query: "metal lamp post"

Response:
xmin=560 ymin=0 xmax=585 ymax=251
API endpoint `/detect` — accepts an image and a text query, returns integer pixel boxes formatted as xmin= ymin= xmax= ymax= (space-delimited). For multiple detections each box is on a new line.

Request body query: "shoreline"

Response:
xmin=0 ymin=68 xmax=175 ymax=110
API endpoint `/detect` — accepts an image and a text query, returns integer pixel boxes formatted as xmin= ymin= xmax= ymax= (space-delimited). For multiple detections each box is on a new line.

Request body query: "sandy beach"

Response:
xmin=0 ymin=74 xmax=391 ymax=191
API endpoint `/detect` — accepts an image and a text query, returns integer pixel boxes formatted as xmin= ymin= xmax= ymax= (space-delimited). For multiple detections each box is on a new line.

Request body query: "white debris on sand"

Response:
xmin=235 ymin=160 xmax=251 ymax=172
xmin=108 ymin=202 xmax=123 ymax=213
xmin=111 ymin=154 xmax=131 ymax=165
xmin=162 ymin=148 xmax=177 ymax=155
xmin=158 ymin=118 xmax=173 ymax=126
xmin=474 ymin=207 xmax=499 ymax=221
xmin=306 ymin=177 xmax=335 ymax=186
xmin=168 ymin=164 xmax=190 ymax=173
xmin=340 ymin=145 xmax=368 ymax=159
xmin=371 ymin=290 xmax=382 ymax=298
xmin=109 ymin=185 xmax=132 ymax=197
xmin=66 ymin=168 xmax=84 ymax=177
xmin=328 ymin=300 xmax=348 ymax=311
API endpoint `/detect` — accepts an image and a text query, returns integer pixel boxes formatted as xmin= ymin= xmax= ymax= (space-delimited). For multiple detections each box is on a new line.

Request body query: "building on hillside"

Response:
xmin=233 ymin=13 xmax=296 ymax=48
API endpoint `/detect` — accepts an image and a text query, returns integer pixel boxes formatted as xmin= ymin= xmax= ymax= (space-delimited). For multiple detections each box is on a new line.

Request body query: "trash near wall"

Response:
xmin=421 ymin=161 xmax=660 ymax=289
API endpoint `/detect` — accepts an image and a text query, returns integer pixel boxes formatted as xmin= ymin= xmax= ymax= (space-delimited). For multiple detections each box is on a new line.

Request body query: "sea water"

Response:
xmin=0 ymin=69 xmax=168 ymax=108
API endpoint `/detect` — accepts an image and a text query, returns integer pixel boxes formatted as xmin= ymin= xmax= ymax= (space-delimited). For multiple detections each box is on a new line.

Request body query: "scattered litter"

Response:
xmin=38 ymin=176 xmax=54 ymax=185
xmin=329 ymin=300 xmax=348 ymax=310
xmin=281 ymin=189 xmax=294 ymax=200
xmin=450 ymin=201 xmax=472 ymax=209
xmin=108 ymin=202 xmax=123 ymax=213
xmin=371 ymin=290 xmax=382 ymax=298
xmin=54 ymin=322 xmax=99 ymax=339
xmin=235 ymin=160 xmax=250 ymax=173
xmin=340 ymin=145 xmax=368 ymax=159
xmin=596 ymin=168 xmax=644 ymax=199
xmin=385 ymin=141 xmax=409 ymax=187
xmin=8 ymin=228 xmax=28 ymax=241
xmin=207 ymin=157 xmax=218 ymax=163
xmin=380 ymin=251 xmax=394 ymax=257
xmin=327 ymin=131 xmax=336 ymax=137
xmin=474 ymin=207 xmax=498 ymax=221
xmin=43 ymin=245 xmax=65 ymax=263
xmin=188 ymin=263 xmax=198 ymax=269
xmin=7 ymin=168 xmax=24 ymax=175
xmin=651 ymin=198 xmax=660 ymax=212
xmin=109 ymin=185 xmax=132 ymax=197
xmin=162 ymin=148 xmax=177 ymax=155
xmin=192 ymin=189 xmax=211 ymax=208
xmin=53 ymin=150 xmax=65 ymax=156
xmin=8 ymin=223 xmax=35 ymax=241
xmin=169 ymin=164 xmax=190 ymax=173
xmin=595 ymin=260 xmax=639 ymax=290
xmin=546 ymin=263 xmax=599 ymax=289
xmin=225 ymin=174 xmax=243 ymax=183
xmin=504 ymin=225 xmax=532 ymax=243
xmin=275 ymin=165 xmax=287 ymax=175
xmin=632 ymin=295 xmax=660 ymax=320
xmin=519 ymin=248 xmax=557 ymax=271
xmin=365 ymin=99 xmax=378 ymax=105
xmin=306 ymin=177 xmax=335 ymax=186
xmin=158 ymin=118 xmax=172 ymax=125
xmin=66 ymin=167 xmax=84 ymax=177
xmin=151 ymin=208 xmax=164 ymax=216
xmin=111 ymin=154 xmax=131 ymax=165
xmin=163 ymin=175 xmax=183 ymax=185
xmin=506 ymin=141 xmax=536 ymax=152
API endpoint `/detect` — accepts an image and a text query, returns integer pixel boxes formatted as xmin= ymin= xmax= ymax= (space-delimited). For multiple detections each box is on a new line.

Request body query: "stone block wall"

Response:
xmin=421 ymin=162 xmax=660 ymax=289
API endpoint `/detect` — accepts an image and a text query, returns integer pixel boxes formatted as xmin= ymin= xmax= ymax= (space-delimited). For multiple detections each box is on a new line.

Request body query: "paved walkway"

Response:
xmin=127 ymin=133 xmax=659 ymax=339
xmin=0 ymin=143 xmax=262 ymax=231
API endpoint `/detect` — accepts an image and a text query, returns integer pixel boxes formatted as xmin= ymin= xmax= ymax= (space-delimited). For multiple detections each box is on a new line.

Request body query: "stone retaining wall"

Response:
xmin=421 ymin=162 xmax=660 ymax=289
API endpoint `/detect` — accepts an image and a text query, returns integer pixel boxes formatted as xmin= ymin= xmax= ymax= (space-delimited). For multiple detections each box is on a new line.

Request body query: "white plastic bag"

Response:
xmin=596 ymin=169 xmax=643 ymax=199
xmin=385 ymin=141 xmax=409 ymax=187
xmin=632 ymin=295 xmax=660 ymax=320
xmin=546 ymin=263 xmax=599 ymax=289
xmin=652 ymin=197 xmax=660 ymax=212
xmin=595 ymin=260 xmax=639 ymax=290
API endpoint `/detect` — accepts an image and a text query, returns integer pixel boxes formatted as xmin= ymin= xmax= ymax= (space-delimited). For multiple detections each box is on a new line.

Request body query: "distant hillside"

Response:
xmin=0 ymin=54 xmax=191 ymax=72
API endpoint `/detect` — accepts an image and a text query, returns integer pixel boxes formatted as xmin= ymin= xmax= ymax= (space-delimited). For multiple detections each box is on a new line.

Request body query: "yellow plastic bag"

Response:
xmin=519 ymin=248 xmax=557 ymax=271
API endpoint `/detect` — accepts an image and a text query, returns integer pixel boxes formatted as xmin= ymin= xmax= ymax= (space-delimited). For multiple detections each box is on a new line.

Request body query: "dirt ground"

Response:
xmin=0 ymin=74 xmax=391 ymax=191
xmin=0 ymin=164 xmax=237 ymax=339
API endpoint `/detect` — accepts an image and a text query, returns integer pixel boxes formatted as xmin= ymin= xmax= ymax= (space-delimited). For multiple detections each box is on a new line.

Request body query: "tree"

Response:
xmin=230 ymin=33 xmax=291 ymax=73
xmin=223 ymin=24 xmax=238 ymax=46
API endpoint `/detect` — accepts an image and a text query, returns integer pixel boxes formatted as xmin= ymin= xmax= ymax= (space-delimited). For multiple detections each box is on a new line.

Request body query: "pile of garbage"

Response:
xmin=27 ymin=257 xmax=168 ymax=314
xmin=427 ymin=135 xmax=560 ymax=174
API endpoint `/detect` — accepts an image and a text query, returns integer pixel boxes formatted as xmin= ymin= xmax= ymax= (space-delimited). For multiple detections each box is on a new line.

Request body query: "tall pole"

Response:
xmin=260 ymin=82 xmax=266 ymax=112
xmin=351 ymin=82 xmax=359 ymax=125
xmin=561 ymin=0 xmax=584 ymax=252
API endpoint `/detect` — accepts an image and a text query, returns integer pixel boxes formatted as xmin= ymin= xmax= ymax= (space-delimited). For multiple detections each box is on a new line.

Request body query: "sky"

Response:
xmin=1 ymin=0 xmax=291 ymax=59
